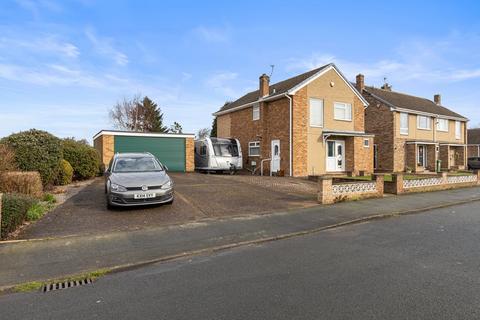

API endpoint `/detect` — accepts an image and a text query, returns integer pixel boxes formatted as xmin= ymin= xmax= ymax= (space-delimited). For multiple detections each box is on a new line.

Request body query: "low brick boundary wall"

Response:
xmin=385 ymin=171 xmax=480 ymax=195
xmin=318 ymin=175 xmax=384 ymax=204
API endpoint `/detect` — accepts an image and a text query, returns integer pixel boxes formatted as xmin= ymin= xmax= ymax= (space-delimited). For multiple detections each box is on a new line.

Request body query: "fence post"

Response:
xmin=440 ymin=171 xmax=448 ymax=184
xmin=475 ymin=170 xmax=480 ymax=185
xmin=392 ymin=173 xmax=404 ymax=194
xmin=373 ymin=174 xmax=384 ymax=197
xmin=318 ymin=177 xmax=334 ymax=204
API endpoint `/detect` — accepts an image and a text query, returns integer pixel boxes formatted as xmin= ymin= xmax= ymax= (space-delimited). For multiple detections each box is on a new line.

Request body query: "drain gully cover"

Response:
xmin=42 ymin=278 xmax=93 ymax=292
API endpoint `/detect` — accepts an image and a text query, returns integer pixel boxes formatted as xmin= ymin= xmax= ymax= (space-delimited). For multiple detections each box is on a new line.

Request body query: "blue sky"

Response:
xmin=1 ymin=0 xmax=480 ymax=142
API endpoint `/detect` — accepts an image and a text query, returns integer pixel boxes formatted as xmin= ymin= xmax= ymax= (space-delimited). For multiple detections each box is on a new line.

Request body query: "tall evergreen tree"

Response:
xmin=142 ymin=96 xmax=169 ymax=132
xmin=211 ymin=117 xmax=217 ymax=137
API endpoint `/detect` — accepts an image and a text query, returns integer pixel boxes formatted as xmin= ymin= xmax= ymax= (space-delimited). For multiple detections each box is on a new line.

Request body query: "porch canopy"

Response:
xmin=322 ymin=130 xmax=374 ymax=142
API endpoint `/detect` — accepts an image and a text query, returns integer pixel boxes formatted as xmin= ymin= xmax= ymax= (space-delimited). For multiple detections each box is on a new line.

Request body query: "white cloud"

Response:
xmin=85 ymin=27 xmax=128 ymax=66
xmin=193 ymin=26 xmax=230 ymax=43
xmin=205 ymin=72 xmax=239 ymax=97
xmin=0 ymin=35 xmax=79 ymax=58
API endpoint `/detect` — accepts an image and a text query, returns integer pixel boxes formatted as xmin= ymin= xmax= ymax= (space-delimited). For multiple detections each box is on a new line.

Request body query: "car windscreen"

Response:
xmin=113 ymin=157 xmax=163 ymax=172
xmin=213 ymin=142 xmax=239 ymax=157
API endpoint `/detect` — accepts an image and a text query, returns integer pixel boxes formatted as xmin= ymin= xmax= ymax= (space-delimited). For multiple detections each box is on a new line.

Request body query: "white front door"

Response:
xmin=326 ymin=140 xmax=345 ymax=172
xmin=271 ymin=140 xmax=280 ymax=174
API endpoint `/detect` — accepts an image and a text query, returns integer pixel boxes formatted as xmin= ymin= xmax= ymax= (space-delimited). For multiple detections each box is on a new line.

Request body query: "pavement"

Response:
xmin=2 ymin=201 xmax=480 ymax=319
xmin=1 ymin=185 xmax=479 ymax=289
xmin=17 ymin=173 xmax=317 ymax=239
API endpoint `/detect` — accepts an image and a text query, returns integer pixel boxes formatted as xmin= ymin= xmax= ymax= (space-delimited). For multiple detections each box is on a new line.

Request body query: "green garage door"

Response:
xmin=114 ymin=136 xmax=186 ymax=172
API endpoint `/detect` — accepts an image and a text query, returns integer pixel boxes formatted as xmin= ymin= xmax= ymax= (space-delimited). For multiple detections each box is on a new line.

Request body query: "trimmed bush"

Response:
xmin=0 ymin=171 xmax=43 ymax=198
xmin=0 ymin=144 xmax=17 ymax=173
xmin=62 ymin=139 xmax=100 ymax=180
xmin=55 ymin=159 xmax=74 ymax=185
xmin=1 ymin=193 xmax=37 ymax=239
xmin=1 ymin=129 xmax=62 ymax=186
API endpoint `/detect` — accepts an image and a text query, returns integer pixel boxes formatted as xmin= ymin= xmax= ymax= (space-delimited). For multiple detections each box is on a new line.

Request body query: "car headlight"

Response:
xmin=110 ymin=183 xmax=127 ymax=192
xmin=161 ymin=180 xmax=173 ymax=189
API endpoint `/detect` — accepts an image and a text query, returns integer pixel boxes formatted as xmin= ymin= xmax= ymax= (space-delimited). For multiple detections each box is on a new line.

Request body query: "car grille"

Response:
xmin=125 ymin=185 xmax=162 ymax=191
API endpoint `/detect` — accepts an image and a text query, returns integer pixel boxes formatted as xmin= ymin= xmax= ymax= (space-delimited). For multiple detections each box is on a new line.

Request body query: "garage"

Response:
xmin=93 ymin=130 xmax=195 ymax=172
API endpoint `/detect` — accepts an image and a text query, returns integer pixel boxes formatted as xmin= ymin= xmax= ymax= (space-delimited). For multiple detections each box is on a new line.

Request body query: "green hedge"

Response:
xmin=62 ymin=139 xmax=100 ymax=180
xmin=1 ymin=129 xmax=63 ymax=186
xmin=1 ymin=193 xmax=37 ymax=239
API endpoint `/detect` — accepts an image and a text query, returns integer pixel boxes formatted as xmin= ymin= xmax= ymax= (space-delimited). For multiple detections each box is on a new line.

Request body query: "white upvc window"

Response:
xmin=455 ymin=121 xmax=461 ymax=139
xmin=363 ymin=139 xmax=370 ymax=147
xmin=417 ymin=115 xmax=431 ymax=130
xmin=252 ymin=104 xmax=260 ymax=121
xmin=309 ymin=98 xmax=324 ymax=127
xmin=436 ymin=118 xmax=449 ymax=132
xmin=248 ymin=141 xmax=260 ymax=156
xmin=334 ymin=102 xmax=352 ymax=121
xmin=400 ymin=112 xmax=409 ymax=135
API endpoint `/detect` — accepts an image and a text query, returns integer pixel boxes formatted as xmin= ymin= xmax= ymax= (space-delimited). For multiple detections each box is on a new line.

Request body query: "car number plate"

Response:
xmin=134 ymin=193 xmax=156 ymax=199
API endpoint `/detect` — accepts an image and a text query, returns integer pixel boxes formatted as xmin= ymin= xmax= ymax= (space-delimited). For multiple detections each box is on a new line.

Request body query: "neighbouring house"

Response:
xmin=213 ymin=63 xmax=373 ymax=177
xmin=93 ymin=130 xmax=195 ymax=172
xmin=357 ymin=75 xmax=469 ymax=172
xmin=468 ymin=128 xmax=480 ymax=157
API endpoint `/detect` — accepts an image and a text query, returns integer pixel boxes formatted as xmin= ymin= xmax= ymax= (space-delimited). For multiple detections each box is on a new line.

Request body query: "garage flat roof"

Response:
xmin=93 ymin=130 xmax=195 ymax=140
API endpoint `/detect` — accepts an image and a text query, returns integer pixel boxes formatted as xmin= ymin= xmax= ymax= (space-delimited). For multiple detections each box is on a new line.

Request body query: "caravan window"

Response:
xmin=213 ymin=142 xmax=239 ymax=157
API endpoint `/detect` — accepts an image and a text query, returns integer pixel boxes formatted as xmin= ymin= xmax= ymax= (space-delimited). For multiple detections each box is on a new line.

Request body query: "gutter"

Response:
xmin=285 ymin=94 xmax=293 ymax=177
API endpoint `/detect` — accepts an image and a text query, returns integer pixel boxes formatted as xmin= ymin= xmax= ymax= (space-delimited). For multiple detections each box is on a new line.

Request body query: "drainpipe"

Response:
xmin=284 ymin=94 xmax=293 ymax=177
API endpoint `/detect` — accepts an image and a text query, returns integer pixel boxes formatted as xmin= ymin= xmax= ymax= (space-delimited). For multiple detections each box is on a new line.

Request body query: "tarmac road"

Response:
xmin=2 ymin=201 xmax=480 ymax=319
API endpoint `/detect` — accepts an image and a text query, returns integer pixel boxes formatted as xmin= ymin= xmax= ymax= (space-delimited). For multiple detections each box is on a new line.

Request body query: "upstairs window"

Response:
xmin=400 ymin=113 xmax=409 ymax=135
xmin=309 ymin=98 xmax=324 ymax=127
xmin=334 ymin=102 xmax=352 ymax=121
xmin=437 ymin=118 xmax=449 ymax=132
xmin=417 ymin=115 xmax=431 ymax=130
xmin=252 ymin=104 xmax=260 ymax=121
xmin=455 ymin=121 xmax=461 ymax=139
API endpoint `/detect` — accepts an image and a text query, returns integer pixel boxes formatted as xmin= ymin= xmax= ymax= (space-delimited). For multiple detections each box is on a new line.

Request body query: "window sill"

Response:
xmin=333 ymin=118 xmax=353 ymax=122
xmin=310 ymin=124 xmax=324 ymax=128
xmin=417 ymin=127 xmax=431 ymax=131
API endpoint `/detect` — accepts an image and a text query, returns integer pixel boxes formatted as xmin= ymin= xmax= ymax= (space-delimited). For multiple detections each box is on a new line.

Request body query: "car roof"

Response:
xmin=114 ymin=152 xmax=154 ymax=158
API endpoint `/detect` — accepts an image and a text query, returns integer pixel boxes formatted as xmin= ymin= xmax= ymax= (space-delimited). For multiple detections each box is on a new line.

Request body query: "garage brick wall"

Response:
xmin=94 ymin=134 xmax=114 ymax=167
xmin=185 ymin=138 xmax=195 ymax=172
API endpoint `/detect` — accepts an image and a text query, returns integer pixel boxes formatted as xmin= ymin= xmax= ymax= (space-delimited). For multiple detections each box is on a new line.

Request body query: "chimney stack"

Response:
xmin=259 ymin=74 xmax=270 ymax=97
xmin=434 ymin=94 xmax=441 ymax=105
xmin=355 ymin=74 xmax=365 ymax=93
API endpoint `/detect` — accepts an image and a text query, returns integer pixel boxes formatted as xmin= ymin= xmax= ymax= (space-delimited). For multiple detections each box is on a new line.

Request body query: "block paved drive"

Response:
xmin=17 ymin=173 xmax=318 ymax=239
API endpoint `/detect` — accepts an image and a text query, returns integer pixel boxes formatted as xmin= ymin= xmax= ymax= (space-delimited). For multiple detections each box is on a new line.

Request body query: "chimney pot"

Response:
xmin=434 ymin=94 xmax=441 ymax=105
xmin=259 ymin=74 xmax=270 ymax=97
xmin=355 ymin=74 xmax=365 ymax=93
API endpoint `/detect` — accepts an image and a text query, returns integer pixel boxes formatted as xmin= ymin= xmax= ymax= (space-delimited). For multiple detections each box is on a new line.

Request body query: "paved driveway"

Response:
xmin=17 ymin=173 xmax=318 ymax=239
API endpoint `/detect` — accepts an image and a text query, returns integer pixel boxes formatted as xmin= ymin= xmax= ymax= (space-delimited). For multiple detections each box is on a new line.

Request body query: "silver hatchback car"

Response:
xmin=105 ymin=152 xmax=174 ymax=208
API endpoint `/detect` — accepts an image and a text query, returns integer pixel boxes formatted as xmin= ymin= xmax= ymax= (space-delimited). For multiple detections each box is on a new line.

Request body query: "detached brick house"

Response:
xmin=213 ymin=63 xmax=373 ymax=177
xmin=468 ymin=128 xmax=480 ymax=157
xmin=356 ymin=75 xmax=469 ymax=172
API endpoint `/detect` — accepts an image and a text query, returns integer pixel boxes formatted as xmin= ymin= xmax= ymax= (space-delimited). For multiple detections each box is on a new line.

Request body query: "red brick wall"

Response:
xmin=292 ymin=88 xmax=308 ymax=176
xmin=364 ymin=93 xmax=395 ymax=171
xmin=226 ymin=97 xmax=291 ymax=175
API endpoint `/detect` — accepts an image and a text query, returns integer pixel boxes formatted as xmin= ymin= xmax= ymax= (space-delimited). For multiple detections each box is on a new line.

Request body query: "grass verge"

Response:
xmin=10 ymin=268 xmax=112 ymax=293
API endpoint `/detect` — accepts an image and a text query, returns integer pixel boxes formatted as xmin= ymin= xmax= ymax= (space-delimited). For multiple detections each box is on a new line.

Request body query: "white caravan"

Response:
xmin=194 ymin=137 xmax=243 ymax=173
